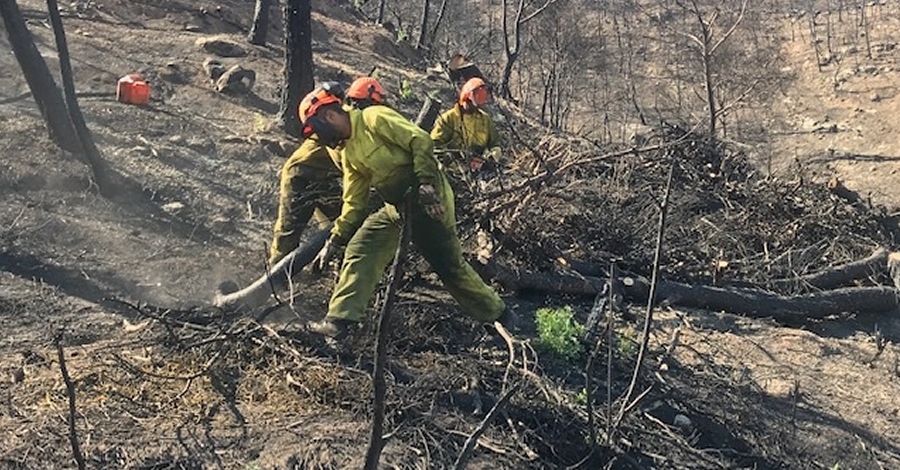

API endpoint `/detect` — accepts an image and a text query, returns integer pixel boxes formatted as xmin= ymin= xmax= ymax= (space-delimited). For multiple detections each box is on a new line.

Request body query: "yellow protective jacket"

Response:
xmin=284 ymin=137 xmax=342 ymax=173
xmin=332 ymin=106 xmax=441 ymax=244
xmin=430 ymin=105 xmax=500 ymax=153
xmin=269 ymin=137 xmax=342 ymax=264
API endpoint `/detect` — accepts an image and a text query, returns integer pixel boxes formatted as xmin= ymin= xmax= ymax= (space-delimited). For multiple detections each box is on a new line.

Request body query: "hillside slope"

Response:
xmin=2 ymin=1 xmax=900 ymax=469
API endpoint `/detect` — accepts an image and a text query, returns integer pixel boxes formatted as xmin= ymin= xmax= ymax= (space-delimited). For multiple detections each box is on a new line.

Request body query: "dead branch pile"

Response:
xmin=36 ymin=301 xmax=614 ymax=469
xmin=476 ymin=124 xmax=897 ymax=296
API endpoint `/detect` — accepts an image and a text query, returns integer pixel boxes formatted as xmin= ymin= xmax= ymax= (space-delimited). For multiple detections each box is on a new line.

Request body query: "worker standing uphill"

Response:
xmin=295 ymin=83 xmax=518 ymax=339
xmin=345 ymin=76 xmax=386 ymax=110
xmin=267 ymin=78 xmax=387 ymax=266
xmin=431 ymin=77 xmax=502 ymax=179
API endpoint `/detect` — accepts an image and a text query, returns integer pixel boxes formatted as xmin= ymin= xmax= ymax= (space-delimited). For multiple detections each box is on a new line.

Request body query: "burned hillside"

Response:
xmin=3 ymin=0 xmax=900 ymax=469
xmin=485 ymin=123 xmax=897 ymax=293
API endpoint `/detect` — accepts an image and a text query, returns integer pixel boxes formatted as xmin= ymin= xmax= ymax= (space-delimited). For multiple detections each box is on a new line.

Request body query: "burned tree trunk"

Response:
xmin=415 ymin=0 xmax=430 ymax=50
xmin=377 ymin=0 xmax=386 ymax=24
xmin=0 ymin=0 xmax=81 ymax=154
xmin=214 ymin=228 xmax=329 ymax=313
xmin=279 ymin=0 xmax=314 ymax=138
xmin=477 ymin=260 xmax=899 ymax=324
xmin=769 ymin=248 xmax=889 ymax=292
xmin=46 ymin=0 xmax=113 ymax=196
xmin=247 ymin=0 xmax=272 ymax=45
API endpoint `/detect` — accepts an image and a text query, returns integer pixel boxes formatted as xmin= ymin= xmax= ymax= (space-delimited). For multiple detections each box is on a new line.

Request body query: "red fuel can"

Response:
xmin=116 ymin=74 xmax=150 ymax=106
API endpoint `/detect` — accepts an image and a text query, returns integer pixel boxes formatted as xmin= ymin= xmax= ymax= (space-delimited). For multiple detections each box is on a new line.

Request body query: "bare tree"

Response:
xmin=46 ymin=0 xmax=113 ymax=195
xmin=428 ymin=0 xmax=449 ymax=47
xmin=415 ymin=0 xmax=431 ymax=50
xmin=498 ymin=0 xmax=557 ymax=101
xmin=0 ymin=0 xmax=81 ymax=153
xmin=377 ymin=0 xmax=386 ymax=24
xmin=248 ymin=0 xmax=272 ymax=45
xmin=675 ymin=0 xmax=748 ymax=136
xmin=279 ymin=0 xmax=315 ymax=138
xmin=527 ymin=5 xmax=587 ymax=130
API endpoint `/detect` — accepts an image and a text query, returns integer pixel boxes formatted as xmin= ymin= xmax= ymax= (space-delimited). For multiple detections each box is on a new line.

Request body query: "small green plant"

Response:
xmin=535 ymin=306 xmax=584 ymax=359
xmin=614 ymin=327 xmax=638 ymax=359
xmin=396 ymin=26 xmax=409 ymax=43
xmin=399 ymin=79 xmax=414 ymax=102
xmin=575 ymin=387 xmax=588 ymax=405
xmin=829 ymin=465 xmax=842 ymax=470
xmin=252 ymin=112 xmax=268 ymax=133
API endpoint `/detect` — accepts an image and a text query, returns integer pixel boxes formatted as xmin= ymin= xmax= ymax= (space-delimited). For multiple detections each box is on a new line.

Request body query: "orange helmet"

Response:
xmin=298 ymin=82 xmax=343 ymax=138
xmin=459 ymin=77 xmax=490 ymax=107
xmin=346 ymin=77 xmax=385 ymax=105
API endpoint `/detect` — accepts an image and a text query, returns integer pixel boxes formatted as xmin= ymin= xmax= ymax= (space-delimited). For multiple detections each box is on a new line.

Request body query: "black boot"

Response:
xmin=495 ymin=307 xmax=519 ymax=333
xmin=307 ymin=317 xmax=358 ymax=340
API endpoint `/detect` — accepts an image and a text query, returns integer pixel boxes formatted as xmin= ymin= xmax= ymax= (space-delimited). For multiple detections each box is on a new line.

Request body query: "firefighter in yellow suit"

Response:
xmin=296 ymin=84 xmax=517 ymax=338
xmin=268 ymin=138 xmax=342 ymax=265
xmin=267 ymin=78 xmax=387 ymax=266
xmin=431 ymin=77 xmax=502 ymax=175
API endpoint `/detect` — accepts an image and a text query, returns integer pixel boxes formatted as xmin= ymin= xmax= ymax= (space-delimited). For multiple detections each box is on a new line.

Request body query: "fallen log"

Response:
xmin=213 ymin=227 xmax=330 ymax=311
xmin=889 ymin=252 xmax=900 ymax=290
xmin=768 ymin=247 xmax=888 ymax=292
xmin=477 ymin=260 xmax=898 ymax=323
xmin=558 ymin=248 xmax=891 ymax=294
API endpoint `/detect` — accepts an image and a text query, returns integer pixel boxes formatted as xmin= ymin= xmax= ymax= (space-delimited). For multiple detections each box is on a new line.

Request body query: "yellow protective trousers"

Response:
xmin=269 ymin=166 xmax=341 ymax=265
xmin=326 ymin=175 xmax=505 ymax=323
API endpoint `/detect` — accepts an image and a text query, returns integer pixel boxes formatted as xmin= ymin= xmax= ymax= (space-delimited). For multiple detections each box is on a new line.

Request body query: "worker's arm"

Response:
xmin=430 ymin=111 xmax=453 ymax=148
xmin=485 ymin=112 xmax=501 ymax=151
xmin=330 ymin=161 xmax=370 ymax=244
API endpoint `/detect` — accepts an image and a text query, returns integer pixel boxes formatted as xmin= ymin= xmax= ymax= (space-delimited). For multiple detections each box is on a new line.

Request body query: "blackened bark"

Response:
xmin=0 ymin=0 xmax=81 ymax=154
xmin=46 ymin=0 xmax=113 ymax=195
xmin=247 ymin=0 xmax=272 ymax=45
xmin=415 ymin=0 xmax=430 ymax=50
xmin=377 ymin=0 xmax=386 ymax=24
xmin=279 ymin=0 xmax=315 ymax=137
xmin=476 ymin=260 xmax=899 ymax=324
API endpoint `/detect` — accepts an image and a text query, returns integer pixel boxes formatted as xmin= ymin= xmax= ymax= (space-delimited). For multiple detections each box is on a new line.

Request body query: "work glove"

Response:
xmin=418 ymin=183 xmax=445 ymax=220
xmin=312 ymin=235 xmax=341 ymax=272
xmin=469 ymin=147 xmax=502 ymax=173
xmin=468 ymin=155 xmax=486 ymax=172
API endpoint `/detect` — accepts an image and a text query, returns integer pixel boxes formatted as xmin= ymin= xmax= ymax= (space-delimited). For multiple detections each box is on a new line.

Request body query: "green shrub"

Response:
xmin=535 ymin=306 xmax=584 ymax=359
xmin=399 ymin=79 xmax=414 ymax=102
xmin=614 ymin=327 xmax=638 ymax=359
xmin=396 ymin=27 xmax=408 ymax=43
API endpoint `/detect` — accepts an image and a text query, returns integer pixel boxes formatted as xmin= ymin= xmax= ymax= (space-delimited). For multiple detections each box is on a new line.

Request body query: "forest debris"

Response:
xmin=888 ymin=252 xmax=900 ymax=290
xmin=478 ymin=259 xmax=898 ymax=323
xmin=202 ymin=57 xmax=225 ymax=80
xmin=769 ymin=247 xmax=888 ymax=292
xmin=215 ymin=65 xmax=255 ymax=94
xmin=483 ymin=125 xmax=896 ymax=293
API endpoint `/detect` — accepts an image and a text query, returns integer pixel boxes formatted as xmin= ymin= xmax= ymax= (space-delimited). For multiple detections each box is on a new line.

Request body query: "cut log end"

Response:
xmin=888 ymin=252 xmax=900 ymax=290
